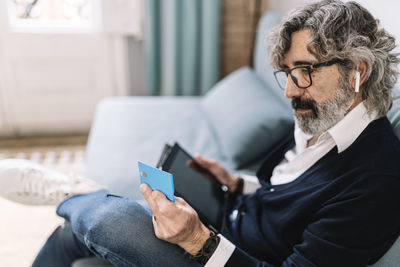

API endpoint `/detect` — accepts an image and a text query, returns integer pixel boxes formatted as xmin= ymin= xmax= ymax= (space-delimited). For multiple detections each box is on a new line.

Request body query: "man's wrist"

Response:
xmin=228 ymin=174 xmax=239 ymax=193
xmin=180 ymin=224 xmax=210 ymax=255
xmin=229 ymin=175 xmax=244 ymax=195
xmin=191 ymin=229 xmax=221 ymax=265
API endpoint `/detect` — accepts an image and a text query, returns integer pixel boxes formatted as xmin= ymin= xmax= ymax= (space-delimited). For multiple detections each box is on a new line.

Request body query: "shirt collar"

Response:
xmin=328 ymin=102 xmax=377 ymax=153
xmin=294 ymin=124 xmax=312 ymax=154
xmin=294 ymin=102 xmax=377 ymax=153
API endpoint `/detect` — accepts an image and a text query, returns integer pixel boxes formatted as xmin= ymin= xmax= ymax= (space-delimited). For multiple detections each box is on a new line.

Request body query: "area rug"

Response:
xmin=0 ymin=145 xmax=86 ymax=267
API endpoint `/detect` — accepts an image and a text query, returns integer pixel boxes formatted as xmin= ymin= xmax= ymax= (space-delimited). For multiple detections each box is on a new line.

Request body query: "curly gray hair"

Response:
xmin=269 ymin=0 xmax=400 ymax=116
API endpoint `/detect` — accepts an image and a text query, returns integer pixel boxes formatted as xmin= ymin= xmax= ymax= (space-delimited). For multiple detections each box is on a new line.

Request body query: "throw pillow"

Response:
xmin=201 ymin=67 xmax=293 ymax=168
xmin=388 ymin=86 xmax=400 ymax=140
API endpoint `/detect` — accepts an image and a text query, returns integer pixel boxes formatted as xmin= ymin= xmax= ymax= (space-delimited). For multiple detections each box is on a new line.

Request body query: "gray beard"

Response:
xmin=295 ymin=79 xmax=355 ymax=136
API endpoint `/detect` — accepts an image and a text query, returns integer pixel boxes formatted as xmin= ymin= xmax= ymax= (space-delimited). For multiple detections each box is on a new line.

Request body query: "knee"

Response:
xmin=77 ymin=195 xmax=153 ymax=249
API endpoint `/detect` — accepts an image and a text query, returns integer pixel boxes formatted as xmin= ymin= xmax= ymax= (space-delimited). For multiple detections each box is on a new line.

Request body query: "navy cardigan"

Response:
xmin=225 ymin=117 xmax=400 ymax=267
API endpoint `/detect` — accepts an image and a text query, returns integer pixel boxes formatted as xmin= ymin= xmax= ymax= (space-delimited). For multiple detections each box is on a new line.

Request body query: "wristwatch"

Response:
xmin=191 ymin=230 xmax=221 ymax=265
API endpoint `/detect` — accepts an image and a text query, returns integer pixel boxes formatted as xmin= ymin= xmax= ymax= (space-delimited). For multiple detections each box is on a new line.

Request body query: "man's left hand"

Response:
xmin=140 ymin=183 xmax=210 ymax=255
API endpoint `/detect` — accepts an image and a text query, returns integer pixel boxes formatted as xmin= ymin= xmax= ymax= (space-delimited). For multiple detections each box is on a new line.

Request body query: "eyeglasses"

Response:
xmin=273 ymin=59 xmax=342 ymax=90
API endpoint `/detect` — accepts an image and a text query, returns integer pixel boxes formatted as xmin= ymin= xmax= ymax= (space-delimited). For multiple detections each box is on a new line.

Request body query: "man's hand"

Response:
xmin=194 ymin=154 xmax=239 ymax=193
xmin=139 ymin=183 xmax=210 ymax=255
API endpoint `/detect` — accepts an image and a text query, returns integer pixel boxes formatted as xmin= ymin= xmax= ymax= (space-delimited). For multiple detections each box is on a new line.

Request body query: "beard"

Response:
xmin=292 ymin=77 xmax=354 ymax=136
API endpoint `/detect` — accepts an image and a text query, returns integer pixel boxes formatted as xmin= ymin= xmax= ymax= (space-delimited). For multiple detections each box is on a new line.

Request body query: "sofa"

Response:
xmin=73 ymin=10 xmax=400 ymax=267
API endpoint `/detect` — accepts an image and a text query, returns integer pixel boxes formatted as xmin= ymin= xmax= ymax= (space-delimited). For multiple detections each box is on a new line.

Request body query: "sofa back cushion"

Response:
xmin=253 ymin=11 xmax=282 ymax=96
xmin=252 ymin=10 xmax=292 ymax=117
xmin=201 ymin=67 xmax=293 ymax=168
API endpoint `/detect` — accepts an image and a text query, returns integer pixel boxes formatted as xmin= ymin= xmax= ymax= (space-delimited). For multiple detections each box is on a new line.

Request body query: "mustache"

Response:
xmin=291 ymin=97 xmax=318 ymax=115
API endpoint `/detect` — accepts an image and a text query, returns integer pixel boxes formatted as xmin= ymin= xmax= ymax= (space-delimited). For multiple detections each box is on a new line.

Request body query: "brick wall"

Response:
xmin=220 ymin=0 xmax=269 ymax=78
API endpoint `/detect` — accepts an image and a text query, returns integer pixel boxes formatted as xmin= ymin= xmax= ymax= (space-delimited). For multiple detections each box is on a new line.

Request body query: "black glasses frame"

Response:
xmin=273 ymin=59 xmax=343 ymax=90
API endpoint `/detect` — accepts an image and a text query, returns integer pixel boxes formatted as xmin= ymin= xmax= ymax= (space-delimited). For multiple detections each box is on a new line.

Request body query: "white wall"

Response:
xmin=352 ymin=0 xmax=400 ymax=51
xmin=268 ymin=0 xmax=400 ymax=50
xmin=268 ymin=0 xmax=316 ymax=15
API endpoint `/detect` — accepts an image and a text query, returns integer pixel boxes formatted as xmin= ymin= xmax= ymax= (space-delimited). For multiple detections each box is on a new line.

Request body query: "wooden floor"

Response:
xmin=0 ymin=135 xmax=88 ymax=267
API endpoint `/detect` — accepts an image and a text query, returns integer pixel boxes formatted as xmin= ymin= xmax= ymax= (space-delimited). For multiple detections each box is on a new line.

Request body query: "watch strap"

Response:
xmin=191 ymin=230 xmax=221 ymax=265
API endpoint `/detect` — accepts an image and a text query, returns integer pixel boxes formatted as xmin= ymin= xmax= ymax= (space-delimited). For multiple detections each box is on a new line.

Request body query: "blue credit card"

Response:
xmin=138 ymin=161 xmax=175 ymax=202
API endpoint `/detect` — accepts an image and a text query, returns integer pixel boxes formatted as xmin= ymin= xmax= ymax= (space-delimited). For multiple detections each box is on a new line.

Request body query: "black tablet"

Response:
xmin=159 ymin=143 xmax=227 ymax=232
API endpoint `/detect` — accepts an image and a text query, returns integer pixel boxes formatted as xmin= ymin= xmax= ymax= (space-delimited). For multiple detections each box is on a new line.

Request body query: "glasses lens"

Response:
xmin=291 ymin=67 xmax=311 ymax=88
xmin=275 ymin=71 xmax=288 ymax=90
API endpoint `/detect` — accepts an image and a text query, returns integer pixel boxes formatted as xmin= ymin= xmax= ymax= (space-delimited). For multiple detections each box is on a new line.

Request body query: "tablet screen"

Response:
xmin=162 ymin=143 xmax=225 ymax=230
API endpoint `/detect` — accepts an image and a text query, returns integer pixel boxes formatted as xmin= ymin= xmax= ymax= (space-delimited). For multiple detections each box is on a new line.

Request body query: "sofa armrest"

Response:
xmin=72 ymin=257 xmax=113 ymax=267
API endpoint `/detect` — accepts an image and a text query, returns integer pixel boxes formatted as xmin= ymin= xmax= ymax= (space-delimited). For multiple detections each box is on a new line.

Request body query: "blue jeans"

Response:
xmin=32 ymin=190 xmax=201 ymax=267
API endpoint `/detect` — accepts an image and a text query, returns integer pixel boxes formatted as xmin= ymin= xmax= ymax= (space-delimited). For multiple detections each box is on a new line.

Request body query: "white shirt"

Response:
xmin=205 ymin=102 xmax=377 ymax=267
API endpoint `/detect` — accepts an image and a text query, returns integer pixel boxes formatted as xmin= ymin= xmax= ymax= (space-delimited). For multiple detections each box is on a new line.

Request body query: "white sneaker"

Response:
xmin=0 ymin=159 xmax=103 ymax=205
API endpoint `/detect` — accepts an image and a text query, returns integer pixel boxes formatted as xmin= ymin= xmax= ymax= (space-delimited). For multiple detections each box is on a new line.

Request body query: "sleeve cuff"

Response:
xmin=240 ymin=174 xmax=262 ymax=195
xmin=204 ymin=234 xmax=236 ymax=267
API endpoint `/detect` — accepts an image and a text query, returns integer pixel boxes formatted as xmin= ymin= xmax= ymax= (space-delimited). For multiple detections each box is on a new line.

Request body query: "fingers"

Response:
xmin=194 ymin=154 xmax=207 ymax=164
xmin=195 ymin=155 xmax=226 ymax=179
xmin=140 ymin=189 xmax=205 ymax=248
xmin=194 ymin=154 xmax=217 ymax=169
xmin=140 ymin=183 xmax=174 ymax=217
xmin=140 ymin=183 xmax=153 ymax=203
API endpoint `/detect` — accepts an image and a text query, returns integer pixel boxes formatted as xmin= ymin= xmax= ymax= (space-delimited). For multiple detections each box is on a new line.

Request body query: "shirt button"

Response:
xmin=270 ymin=188 xmax=275 ymax=192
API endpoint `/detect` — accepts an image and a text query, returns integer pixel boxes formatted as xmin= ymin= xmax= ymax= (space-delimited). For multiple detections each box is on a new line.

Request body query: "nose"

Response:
xmin=284 ymin=76 xmax=304 ymax=99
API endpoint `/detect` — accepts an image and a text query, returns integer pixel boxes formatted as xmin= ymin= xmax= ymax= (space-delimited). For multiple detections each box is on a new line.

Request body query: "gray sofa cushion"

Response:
xmin=370 ymin=236 xmax=400 ymax=267
xmin=387 ymin=87 xmax=400 ymax=139
xmin=201 ymin=67 xmax=293 ymax=168
xmin=72 ymin=257 xmax=112 ymax=267
xmin=253 ymin=11 xmax=284 ymax=96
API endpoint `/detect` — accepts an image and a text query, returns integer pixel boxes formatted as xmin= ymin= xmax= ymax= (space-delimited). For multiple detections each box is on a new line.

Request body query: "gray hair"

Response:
xmin=269 ymin=0 xmax=400 ymax=116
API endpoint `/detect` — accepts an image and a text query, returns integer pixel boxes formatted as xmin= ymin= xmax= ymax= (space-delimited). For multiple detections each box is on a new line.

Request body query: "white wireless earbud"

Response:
xmin=354 ymin=71 xmax=360 ymax=93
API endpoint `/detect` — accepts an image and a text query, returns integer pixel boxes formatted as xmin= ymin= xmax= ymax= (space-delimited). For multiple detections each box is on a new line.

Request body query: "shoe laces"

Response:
xmin=18 ymin=168 xmax=71 ymax=203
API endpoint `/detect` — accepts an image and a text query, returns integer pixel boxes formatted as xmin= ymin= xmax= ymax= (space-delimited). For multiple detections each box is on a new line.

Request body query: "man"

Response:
xmin=1 ymin=0 xmax=400 ymax=266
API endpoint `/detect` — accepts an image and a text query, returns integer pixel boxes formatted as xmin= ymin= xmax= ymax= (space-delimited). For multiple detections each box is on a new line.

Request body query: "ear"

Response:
xmin=350 ymin=61 xmax=368 ymax=91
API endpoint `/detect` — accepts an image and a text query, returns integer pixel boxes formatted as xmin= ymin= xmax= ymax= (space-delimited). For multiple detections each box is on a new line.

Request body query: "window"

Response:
xmin=7 ymin=0 xmax=99 ymax=32
xmin=5 ymin=0 xmax=143 ymax=37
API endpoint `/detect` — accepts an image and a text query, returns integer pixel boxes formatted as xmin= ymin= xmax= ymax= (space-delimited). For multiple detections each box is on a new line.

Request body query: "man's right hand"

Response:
xmin=194 ymin=155 xmax=239 ymax=193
